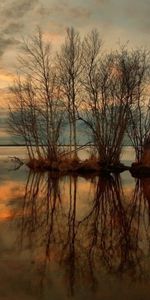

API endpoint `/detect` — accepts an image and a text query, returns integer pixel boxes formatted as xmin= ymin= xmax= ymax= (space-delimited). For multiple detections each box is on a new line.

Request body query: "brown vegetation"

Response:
xmin=26 ymin=156 xmax=130 ymax=177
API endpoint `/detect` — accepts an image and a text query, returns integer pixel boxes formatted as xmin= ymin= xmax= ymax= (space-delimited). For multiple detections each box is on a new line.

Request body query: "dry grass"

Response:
xmin=26 ymin=152 xmax=130 ymax=175
xmin=27 ymin=156 xmax=100 ymax=173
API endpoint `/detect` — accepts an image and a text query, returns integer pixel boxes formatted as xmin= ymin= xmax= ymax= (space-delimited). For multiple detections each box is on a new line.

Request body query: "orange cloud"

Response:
xmin=0 ymin=72 xmax=13 ymax=88
xmin=43 ymin=31 xmax=64 ymax=49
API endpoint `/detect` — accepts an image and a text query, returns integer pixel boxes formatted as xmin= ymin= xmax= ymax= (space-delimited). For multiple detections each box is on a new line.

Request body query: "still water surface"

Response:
xmin=0 ymin=147 xmax=150 ymax=300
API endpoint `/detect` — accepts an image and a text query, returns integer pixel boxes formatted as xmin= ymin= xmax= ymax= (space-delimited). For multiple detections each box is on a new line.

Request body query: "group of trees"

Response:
xmin=9 ymin=27 xmax=150 ymax=165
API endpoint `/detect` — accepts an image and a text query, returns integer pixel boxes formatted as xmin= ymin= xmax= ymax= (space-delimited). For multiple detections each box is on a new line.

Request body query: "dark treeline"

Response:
xmin=9 ymin=27 xmax=150 ymax=168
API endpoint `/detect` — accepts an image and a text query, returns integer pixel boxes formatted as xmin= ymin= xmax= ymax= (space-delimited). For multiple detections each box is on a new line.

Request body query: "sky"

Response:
xmin=0 ymin=0 xmax=149 ymax=143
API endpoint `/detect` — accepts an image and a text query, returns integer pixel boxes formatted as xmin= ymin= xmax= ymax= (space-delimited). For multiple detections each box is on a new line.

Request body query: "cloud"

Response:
xmin=1 ymin=0 xmax=39 ymax=19
xmin=123 ymin=0 xmax=150 ymax=34
xmin=93 ymin=0 xmax=150 ymax=35
xmin=92 ymin=0 xmax=110 ymax=4
xmin=0 ymin=37 xmax=15 ymax=57
xmin=0 ymin=0 xmax=40 ymax=58
xmin=50 ymin=2 xmax=92 ymax=20
xmin=3 ymin=23 xmax=24 ymax=35
xmin=0 ymin=0 xmax=149 ymax=90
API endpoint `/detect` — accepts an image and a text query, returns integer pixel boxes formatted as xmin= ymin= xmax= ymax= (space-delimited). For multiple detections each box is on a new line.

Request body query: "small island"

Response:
xmin=8 ymin=28 xmax=150 ymax=178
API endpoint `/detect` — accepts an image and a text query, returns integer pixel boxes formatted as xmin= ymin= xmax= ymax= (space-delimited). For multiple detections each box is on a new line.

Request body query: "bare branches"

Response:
xmin=126 ymin=49 xmax=150 ymax=162
xmin=8 ymin=27 xmax=150 ymax=167
xmin=9 ymin=28 xmax=65 ymax=162
xmin=81 ymin=44 xmax=150 ymax=165
xmin=57 ymin=27 xmax=83 ymax=158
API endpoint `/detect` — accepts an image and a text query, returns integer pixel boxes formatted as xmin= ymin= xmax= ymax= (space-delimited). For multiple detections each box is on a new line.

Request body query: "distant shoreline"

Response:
xmin=0 ymin=144 xmax=133 ymax=147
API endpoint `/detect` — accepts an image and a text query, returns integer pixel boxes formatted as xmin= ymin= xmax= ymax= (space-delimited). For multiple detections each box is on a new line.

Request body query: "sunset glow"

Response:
xmin=0 ymin=2 xmax=150 ymax=300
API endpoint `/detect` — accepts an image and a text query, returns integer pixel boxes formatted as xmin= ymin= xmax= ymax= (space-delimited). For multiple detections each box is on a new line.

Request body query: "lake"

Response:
xmin=0 ymin=146 xmax=150 ymax=300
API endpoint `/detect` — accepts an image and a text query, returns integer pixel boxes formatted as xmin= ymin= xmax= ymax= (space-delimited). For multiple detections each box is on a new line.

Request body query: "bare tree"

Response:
xmin=126 ymin=50 xmax=150 ymax=162
xmin=9 ymin=28 xmax=65 ymax=163
xmin=81 ymin=43 xmax=149 ymax=166
xmin=9 ymin=77 xmax=37 ymax=160
xmin=57 ymin=27 xmax=83 ymax=158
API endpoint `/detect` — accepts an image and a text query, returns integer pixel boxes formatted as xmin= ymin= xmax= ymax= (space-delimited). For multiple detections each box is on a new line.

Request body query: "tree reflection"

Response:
xmin=77 ymin=175 xmax=147 ymax=281
xmin=13 ymin=172 xmax=150 ymax=296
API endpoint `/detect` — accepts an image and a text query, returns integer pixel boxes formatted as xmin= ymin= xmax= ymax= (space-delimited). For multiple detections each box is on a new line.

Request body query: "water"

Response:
xmin=0 ymin=147 xmax=149 ymax=300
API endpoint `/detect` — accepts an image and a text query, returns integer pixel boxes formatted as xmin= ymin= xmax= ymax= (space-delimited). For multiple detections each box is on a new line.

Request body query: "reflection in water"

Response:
xmin=11 ymin=172 xmax=150 ymax=298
